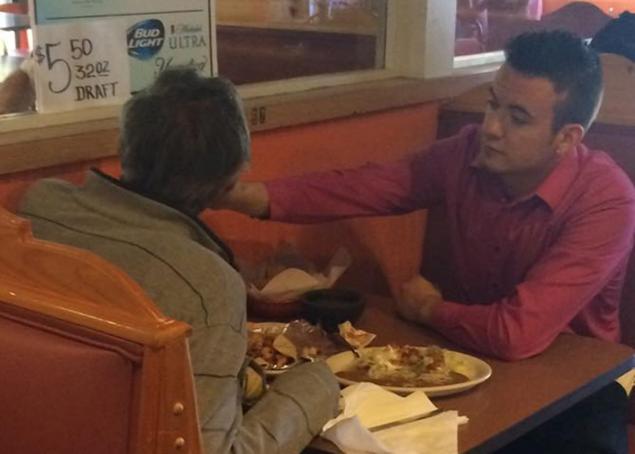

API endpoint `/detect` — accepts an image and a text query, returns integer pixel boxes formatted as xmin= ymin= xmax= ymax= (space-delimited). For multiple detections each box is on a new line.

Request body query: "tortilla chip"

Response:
xmin=338 ymin=321 xmax=376 ymax=349
xmin=273 ymin=333 xmax=298 ymax=360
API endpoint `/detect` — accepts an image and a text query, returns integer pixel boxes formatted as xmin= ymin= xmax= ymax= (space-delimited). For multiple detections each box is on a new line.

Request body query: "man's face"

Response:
xmin=474 ymin=64 xmax=567 ymax=182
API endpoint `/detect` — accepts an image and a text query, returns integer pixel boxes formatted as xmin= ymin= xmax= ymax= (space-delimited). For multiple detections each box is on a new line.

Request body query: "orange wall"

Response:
xmin=1 ymin=102 xmax=440 ymax=295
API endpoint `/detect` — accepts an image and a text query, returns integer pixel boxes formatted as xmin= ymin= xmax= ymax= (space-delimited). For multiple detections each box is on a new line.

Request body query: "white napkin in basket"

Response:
xmin=252 ymin=247 xmax=352 ymax=301
xmin=321 ymin=382 xmax=468 ymax=454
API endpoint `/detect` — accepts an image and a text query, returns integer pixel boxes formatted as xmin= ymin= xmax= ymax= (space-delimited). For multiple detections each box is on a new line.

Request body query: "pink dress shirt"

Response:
xmin=267 ymin=125 xmax=635 ymax=360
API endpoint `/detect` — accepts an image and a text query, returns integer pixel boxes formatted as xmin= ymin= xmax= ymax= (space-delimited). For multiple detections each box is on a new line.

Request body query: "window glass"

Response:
xmin=0 ymin=0 xmax=32 ymax=114
xmin=216 ymin=0 xmax=388 ymax=84
xmin=454 ymin=0 xmax=628 ymax=57
xmin=0 ymin=0 xmax=30 ymax=74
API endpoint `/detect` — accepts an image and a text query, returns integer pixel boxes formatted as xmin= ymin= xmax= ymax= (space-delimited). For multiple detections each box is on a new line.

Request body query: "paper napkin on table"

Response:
xmin=321 ymin=382 xmax=468 ymax=454
xmin=250 ymin=247 xmax=352 ymax=302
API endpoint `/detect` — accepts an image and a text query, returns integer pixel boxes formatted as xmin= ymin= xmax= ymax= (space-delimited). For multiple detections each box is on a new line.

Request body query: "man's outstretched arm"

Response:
xmin=212 ymin=181 xmax=271 ymax=218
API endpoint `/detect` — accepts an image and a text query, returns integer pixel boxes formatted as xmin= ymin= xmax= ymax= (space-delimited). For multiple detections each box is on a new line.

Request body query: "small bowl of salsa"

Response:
xmin=299 ymin=288 xmax=365 ymax=332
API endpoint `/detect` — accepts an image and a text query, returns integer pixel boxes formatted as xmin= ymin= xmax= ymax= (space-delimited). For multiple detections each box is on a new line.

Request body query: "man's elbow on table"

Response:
xmin=492 ymin=343 xmax=541 ymax=362
xmin=485 ymin=328 xmax=556 ymax=362
xmin=398 ymin=276 xmax=558 ymax=361
xmin=431 ymin=308 xmax=555 ymax=361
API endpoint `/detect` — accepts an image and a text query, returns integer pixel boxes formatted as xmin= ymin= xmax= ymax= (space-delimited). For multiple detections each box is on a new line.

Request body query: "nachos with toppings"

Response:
xmin=336 ymin=344 xmax=470 ymax=387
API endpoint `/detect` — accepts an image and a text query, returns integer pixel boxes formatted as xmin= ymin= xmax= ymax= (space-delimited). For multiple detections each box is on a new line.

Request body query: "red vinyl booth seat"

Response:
xmin=0 ymin=312 xmax=140 ymax=454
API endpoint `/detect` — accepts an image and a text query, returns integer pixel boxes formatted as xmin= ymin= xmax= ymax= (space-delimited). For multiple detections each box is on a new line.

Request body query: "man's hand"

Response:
xmin=210 ymin=180 xmax=270 ymax=218
xmin=396 ymin=275 xmax=443 ymax=324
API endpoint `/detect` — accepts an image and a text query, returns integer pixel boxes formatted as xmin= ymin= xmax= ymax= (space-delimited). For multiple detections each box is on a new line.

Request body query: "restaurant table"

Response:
xmin=304 ymin=294 xmax=635 ymax=454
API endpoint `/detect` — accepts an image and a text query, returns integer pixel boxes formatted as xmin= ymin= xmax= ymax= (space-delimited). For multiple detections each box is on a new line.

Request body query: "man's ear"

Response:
xmin=554 ymin=123 xmax=585 ymax=157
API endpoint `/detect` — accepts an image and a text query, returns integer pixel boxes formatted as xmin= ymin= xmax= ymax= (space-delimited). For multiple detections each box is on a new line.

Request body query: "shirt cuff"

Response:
xmin=264 ymin=179 xmax=288 ymax=221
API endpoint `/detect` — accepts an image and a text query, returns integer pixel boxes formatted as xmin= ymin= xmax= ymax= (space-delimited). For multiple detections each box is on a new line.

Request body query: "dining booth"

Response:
xmin=0 ymin=62 xmax=634 ymax=452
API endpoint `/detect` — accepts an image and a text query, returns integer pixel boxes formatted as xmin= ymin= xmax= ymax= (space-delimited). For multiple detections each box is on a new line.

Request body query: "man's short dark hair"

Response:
xmin=504 ymin=30 xmax=603 ymax=131
xmin=119 ymin=68 xmax=250 ymax=214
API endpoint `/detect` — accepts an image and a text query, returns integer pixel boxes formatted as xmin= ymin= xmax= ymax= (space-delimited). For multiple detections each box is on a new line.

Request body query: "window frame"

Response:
xmin=222 ymin=0 xmax=432 ymax=98
xmin=454 ymin=51 xmax=505 ymax=70
xmin=211 ymin=0 xmax=497 ymax=93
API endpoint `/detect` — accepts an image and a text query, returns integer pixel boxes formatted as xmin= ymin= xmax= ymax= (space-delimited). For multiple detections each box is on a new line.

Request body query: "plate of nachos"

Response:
xmin=326 ymin=344 xmax=492 ymax=396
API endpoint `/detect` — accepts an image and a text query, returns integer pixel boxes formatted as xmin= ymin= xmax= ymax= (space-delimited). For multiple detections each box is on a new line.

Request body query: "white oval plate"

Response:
xmin=247 ymin=322 xmax=298 ymax=375
xmin=326 ymin=346 xmax=492 ymax=397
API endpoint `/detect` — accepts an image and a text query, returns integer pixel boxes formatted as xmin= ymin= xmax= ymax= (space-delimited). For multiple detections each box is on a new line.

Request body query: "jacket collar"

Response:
xmin=533 ymin=145 xmax=582 ymax=210
xmin=87 ymin=169 xmax=236 ymax=268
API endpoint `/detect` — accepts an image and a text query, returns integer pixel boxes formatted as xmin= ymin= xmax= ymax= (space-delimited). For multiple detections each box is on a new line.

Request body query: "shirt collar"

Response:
xmin=87 ymin=168 xmax=237 ymax=268
xmin=469 ymin=143 xmax=582 ymax=210
xmin=533 ymin=146 xmax=582 ymax=210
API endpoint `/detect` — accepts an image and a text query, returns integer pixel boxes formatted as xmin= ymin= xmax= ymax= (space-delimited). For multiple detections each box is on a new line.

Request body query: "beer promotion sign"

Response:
xmin=29 ymin=0 xmax=212 ymax=112
xmin=31 ymin=19 xmax=131 ymax=112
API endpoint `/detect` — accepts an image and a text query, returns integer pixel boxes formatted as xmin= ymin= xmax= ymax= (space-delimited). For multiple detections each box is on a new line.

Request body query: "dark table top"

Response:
xmin=307 ymin=294 xmax=634 ymax=453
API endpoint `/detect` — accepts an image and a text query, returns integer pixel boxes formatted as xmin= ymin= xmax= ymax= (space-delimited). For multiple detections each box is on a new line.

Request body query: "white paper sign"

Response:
xmin=32 ymin=19 xmax=131 ymax=113
xmin=30 ymin=0 xmax=212 ymax=93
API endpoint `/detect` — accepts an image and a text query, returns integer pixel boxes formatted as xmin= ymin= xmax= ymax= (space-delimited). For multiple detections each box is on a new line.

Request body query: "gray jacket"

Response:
xmin=19 ymin=170 xmax=339 ymax=454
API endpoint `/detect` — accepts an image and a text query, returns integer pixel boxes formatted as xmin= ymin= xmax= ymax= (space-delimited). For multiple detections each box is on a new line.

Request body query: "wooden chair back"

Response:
xmin=0 ymin=206 xmax=202 ymax=453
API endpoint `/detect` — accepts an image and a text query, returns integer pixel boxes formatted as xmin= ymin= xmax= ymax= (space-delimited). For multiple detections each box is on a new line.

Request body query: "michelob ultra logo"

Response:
xmin=127 ymin=19 xmax=165 ymax=60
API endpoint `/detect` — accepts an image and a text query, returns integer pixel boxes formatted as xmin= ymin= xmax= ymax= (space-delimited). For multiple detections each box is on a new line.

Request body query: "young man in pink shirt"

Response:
xmin=218 ymin=31 xmax=633 ymax=453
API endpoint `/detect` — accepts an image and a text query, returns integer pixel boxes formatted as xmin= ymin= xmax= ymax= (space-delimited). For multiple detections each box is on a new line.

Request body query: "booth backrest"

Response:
xmin=583 ymin=130 xmax=635 ymax=348
xmin=0 ymin=312 xmax=139 ymax=454
xmin=582 ymin=54 xmax=635 ymax=350
xmin=0 ymin=206 xmax=202 ymax=453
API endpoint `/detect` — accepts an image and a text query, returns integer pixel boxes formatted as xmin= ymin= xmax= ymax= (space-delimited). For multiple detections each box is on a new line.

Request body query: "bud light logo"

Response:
xmin=127 ymin=19 xmax=165 ymax=60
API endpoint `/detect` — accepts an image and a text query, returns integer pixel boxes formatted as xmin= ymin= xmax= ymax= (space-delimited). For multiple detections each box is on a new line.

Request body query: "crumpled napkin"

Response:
xmin=250 ymin=247 xmax=352 ymax=302
xmin=321 ymin=383 xmax=468 ymax=454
